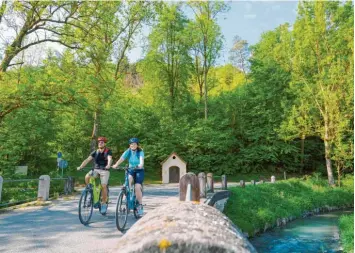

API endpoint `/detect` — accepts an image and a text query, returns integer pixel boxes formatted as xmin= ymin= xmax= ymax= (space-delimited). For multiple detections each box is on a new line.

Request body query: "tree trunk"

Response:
xmin=300 ymin=134 xmax=305 ymax=174
xmin=324 ymin=121 xmax=335 ymax=186
xmin=90 ymin=111 xmax=99 ymax=152
xmin=203 ymin=42 xmax=208 ymax=120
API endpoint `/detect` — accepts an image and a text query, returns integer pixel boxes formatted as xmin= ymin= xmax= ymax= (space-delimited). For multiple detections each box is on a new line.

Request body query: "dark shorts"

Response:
xmin=128 ymin=169 xmax=144 ymax=184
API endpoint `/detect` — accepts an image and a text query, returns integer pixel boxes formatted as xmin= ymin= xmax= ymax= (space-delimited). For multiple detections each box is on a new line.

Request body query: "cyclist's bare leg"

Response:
xmin=128 ymin=175 xmax=134 ymax=189
xmin=85 ymin=175 xmax=90 ymax=185
xmin=135 ymin=183 xmax=142 ymax=204
xmin=101 ymin=184 xmax=108 ymax=203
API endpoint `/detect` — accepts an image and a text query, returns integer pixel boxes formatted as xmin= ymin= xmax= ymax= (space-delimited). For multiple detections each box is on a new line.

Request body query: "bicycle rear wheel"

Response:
xmin=115 ymin=191 xmax=128 ymax=231
xmin=78 ymin=189 xmax=93 ymax=225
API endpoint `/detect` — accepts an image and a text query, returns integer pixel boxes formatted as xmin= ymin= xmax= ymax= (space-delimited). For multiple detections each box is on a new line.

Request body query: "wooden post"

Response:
xmin=284 ymin=171 xmax=287 ymax=180
xmin=179 ymin=172 xmax=200 ymax=202
xmin=221 ymin=175 xmax=227 ymax=190
xmin=0 ymin=176 xmax=3 ymax=202
xmin=240 ymin=180 xmax=245 ymax=188
xmin=198 ymin=172 xmax=206 ymax=198
xmin=206 ymin=173 xmax=214 ymax=193
xmin=64 ymin=176 xmax=74 ymax=195
xmin=271 ymin=176 xmax=276 ymax=183
xmin=37 ymin=175 xmax=50 ymax=201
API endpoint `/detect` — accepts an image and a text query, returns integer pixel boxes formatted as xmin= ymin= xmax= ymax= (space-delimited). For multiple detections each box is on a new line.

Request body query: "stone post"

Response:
xmin=37 ymin=175 xmax=50 ymax=201
xmin=114 ymin=202 xmax=257 ymax=253
xmin=179 ymin=172 xmax=200 ymax=202
xmin=198 ymin=172 xmax=206 ymax=198
xmin=221 ymin=175 xmax=227 ymax=190
xmin=240 ymin=180 xmax=245 ymax=188
xmin=0 ymin=176 xmax=3 ymax=202
xmin=206 ymin=173 xmax=214 ymax=193
xmin=271 ymin=176 xmax=276 ymax=183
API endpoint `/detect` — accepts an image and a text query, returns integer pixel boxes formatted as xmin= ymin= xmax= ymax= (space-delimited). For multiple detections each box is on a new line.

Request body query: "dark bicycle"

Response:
xmin=115 ymin=166 xmax=142 ymax=231
xmin=78 ymin=167 xmax=110 ymax=225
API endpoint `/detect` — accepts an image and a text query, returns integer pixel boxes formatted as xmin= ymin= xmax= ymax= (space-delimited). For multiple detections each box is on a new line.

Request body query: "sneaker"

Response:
xmin=100 ymin=203 xmax=108 ymax=214
xmin=137 ymin=204 xmax=144 ymax=216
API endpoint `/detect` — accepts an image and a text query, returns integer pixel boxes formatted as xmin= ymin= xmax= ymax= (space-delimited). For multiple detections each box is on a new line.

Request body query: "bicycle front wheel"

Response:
xmin=115 ymin=191 xmax=128 ymax=231
xmin=78 ymin=189 xmax=94 ymax=225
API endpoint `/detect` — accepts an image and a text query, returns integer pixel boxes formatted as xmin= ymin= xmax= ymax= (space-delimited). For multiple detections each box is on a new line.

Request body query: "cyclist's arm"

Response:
xmin=105 ymin=155 xmax=113 ymax=169
xmin=138 ymin=156 xmax=144 ymax=169
xmin=112 ymin=157 xmax=124 ymax=169
xmin=77 ymin=156 xmax=93 ymax=170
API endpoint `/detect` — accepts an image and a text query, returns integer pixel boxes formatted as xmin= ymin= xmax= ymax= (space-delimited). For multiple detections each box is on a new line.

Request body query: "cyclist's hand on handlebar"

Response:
xmin=111 ymin=164 xmax=118 ymax=169
xmin=77 ymin=167 xmax=82 ymax=171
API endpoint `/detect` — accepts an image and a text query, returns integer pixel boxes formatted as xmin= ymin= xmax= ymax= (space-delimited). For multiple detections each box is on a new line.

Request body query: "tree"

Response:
xmin=187 ymin=1 xmax=229 ymax=119
xmin=291 ymin=1 xmax=353 ymax=185
xmin=142 ymin=3 xmax=192 ymax=113
xmin=0 ymin=1 xmax=88 ymax=73
xmin=229 ymin=35 xmax=250 ymax=80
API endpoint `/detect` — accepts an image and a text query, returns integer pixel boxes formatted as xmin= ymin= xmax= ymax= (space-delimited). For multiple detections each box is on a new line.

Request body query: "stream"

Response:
xmin=249 ymin=210 xmax=353 ymax=253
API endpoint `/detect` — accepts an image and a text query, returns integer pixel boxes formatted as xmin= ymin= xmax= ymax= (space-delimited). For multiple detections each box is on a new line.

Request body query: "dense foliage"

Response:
xmin=0 ymin=1 xmax=352 ymax=186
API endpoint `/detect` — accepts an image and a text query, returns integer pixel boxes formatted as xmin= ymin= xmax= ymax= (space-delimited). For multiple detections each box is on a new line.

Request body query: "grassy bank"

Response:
xmin=223 ymin=175 xmax=354 ymax=236
xmin=339 ymin=214 xmax=354 ymax=253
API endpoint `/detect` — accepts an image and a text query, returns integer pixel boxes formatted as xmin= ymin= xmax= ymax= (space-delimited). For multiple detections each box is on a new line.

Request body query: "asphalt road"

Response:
xmin=0 ymin=184 xmax=180 ymax=253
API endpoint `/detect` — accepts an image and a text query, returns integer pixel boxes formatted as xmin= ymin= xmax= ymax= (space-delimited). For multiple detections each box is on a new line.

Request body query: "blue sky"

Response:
xmin=127 ymin=0 xmax=299 ymax=65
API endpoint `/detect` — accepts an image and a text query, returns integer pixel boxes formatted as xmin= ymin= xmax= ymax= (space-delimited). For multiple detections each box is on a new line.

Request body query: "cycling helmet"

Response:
xmin=129 ymin=137 xmax=139 ymax=144
xmin=98 ymin=137 xmax=108 ymax=143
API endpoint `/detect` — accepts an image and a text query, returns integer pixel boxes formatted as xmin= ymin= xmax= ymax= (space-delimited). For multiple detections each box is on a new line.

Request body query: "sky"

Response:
xmin=127 ymin=0 xmax=299 ymax=65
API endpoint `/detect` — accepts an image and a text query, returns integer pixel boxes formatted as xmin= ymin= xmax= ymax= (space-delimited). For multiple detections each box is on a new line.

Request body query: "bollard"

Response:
xmin=0 ymin=176 xmax=3 ymax=202
xmin=271 ymin=175 xmax=276 ymax=183
xmin=206 ymin=173 xmax=214 ymax=193
xmin=284 ymin=171 xmax=287 ymax=180
xmin=221 ymin=175 xmax=227 ymax=190
xmin=198 ymin=172 xmax=206 ymax=198
xmin=64 ymin=176 xmax=74 ymax=195
xmin=37 ymin=175 xmax=50 ymax=201
xmin=251 ymin=180 xmax=256 ymax=186
xmin=179 ymin=172 xmax=200 ymax=202
xmin=240 ymin=180 xmax=245 ymax=188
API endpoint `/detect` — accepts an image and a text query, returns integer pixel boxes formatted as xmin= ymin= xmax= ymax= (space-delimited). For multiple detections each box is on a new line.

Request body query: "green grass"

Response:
xmin=223 ymin=175 xmax=354 ymax=236
xmin=339 ymin=214 xmax=354 ymax=253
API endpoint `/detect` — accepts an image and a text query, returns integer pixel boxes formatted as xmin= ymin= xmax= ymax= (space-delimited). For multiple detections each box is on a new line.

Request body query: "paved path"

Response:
xmin=0 ymin=184 xmax=180 ymax=253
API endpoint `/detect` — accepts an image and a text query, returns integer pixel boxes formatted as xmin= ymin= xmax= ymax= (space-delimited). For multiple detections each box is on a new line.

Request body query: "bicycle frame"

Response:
xmin=123 ymin=168 xmax=137 ymax=211
xmin=88 ymin=173 xmax=102 ymax=205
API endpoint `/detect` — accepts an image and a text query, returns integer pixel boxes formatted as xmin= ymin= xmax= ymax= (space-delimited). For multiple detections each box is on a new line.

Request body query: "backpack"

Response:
xmin=94 ymin=148 xmax=110 ymax=161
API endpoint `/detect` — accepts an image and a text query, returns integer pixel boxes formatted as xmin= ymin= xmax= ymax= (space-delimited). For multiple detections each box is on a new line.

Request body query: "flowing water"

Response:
xmin=249 ymin=210 xmax=353 ymax=253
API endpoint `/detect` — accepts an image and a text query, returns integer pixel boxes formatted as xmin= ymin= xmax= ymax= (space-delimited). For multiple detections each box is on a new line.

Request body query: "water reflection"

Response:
xmin=250 ymin=210 xmax=353 ymax=253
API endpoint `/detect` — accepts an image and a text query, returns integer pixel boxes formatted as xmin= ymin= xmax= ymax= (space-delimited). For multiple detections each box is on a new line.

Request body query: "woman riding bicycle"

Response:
xmin=112 ymin=137 xmax=144 ymax=215
xmin=77 ymin=136 xmax=112 ymax=214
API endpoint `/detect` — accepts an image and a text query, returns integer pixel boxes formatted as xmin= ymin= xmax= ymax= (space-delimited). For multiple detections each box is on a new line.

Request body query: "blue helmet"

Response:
xmin=129 ymin=137 xmax=139 ymax=144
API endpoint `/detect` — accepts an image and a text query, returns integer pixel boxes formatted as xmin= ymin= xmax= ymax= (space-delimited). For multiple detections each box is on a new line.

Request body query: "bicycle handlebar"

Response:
xmin=112 ymin=166 xmax=139 ymax=171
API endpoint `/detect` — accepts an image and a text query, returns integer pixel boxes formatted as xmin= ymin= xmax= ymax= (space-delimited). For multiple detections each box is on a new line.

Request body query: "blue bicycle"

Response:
xmin=115 ymin=166 xmax=142 ymax=231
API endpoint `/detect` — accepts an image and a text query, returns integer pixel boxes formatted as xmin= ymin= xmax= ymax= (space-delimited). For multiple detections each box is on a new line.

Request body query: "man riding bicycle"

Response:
xmin=77 ymin=136 xmax=112 ymax=214
xmin=112 ymin=137 xmax=144 ymax=216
